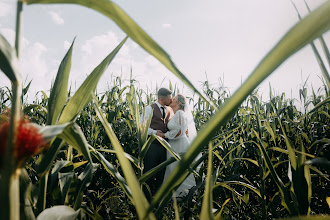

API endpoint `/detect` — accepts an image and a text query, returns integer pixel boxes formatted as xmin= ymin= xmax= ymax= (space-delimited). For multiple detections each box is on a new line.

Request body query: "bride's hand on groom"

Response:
xmin=156 ymin=130 xmax=165 ymax=138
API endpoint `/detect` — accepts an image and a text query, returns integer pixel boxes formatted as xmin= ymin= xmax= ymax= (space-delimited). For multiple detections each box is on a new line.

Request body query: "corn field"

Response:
xmin=0 ymin=1 xmax=330 ymax=219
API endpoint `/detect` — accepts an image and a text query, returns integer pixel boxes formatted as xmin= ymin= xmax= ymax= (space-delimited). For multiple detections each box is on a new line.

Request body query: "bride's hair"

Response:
xmin=177 ymin=94 xmax=186 ymax=110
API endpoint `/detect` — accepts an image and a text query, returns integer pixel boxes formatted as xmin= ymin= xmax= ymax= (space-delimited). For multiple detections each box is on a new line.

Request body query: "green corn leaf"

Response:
xmin=97 ymin=149 xmax=139 ymax=169
xmin=47 ymin=38 xmax=75 ymax=125
xmin=214 ymin=198 xmax=230 ymax=220
xmin=231 ymin=158 xmax=259 ymax=167
xmin=139 ymin=135 xmax=156 ymax=162
xmin=23 ymin=104 xmax=47 ymax=115
xmin=57 ymin=36 xmax=127 ymax=125
xmin=151 ymin=1 xmax=330 ymax=212
xmin=22 ymin=0 xmax=215 ymax=109
xmin=252 ymin=137 xmax=298 ymax=214
xmin=213 ymin=181 xmax=261 ymax=198
xmin=90 ymin=148 xmax=132 ymax=199
xmin=303 ymin=0 xmax=330 ymax=67
xmin=19 ymin=169 xmax=36 ymax=220
xmin=93 ymin=98 xmax=156 ymax=220
xmin=22 ymin=80 xmax=31 ymax=96
xmin=277 ymin=119 xmax=297 ymax=170
xmin=139 ymin=156 xmax=176 ymax=184
xmin=0 ymin=33 xmax=21 ymax=83
xmin=73 ymin=163 xmax=97 ymax=210
xmin=34 ymin=122 xmax=70 ymax=143
xmin=58 ymin=123 xmax=93 ymax=164
xmin=173 ymin=195 xmax=180 ymax=220
xmin=305 ymin=158 xmax=330 ymax=173
xmin=49 ymin=160 xmax=71 ymax=191
xmin=291 ymin=0 xmax=330 ymax=90
xmin=310 ymin=41 xmax=330 ymax=90
xmin=200 ymin=143 xmax=214 ymax=220
xmin=59 ymin=172 xmax=75 ymax=205
xmin=308 ymin=166 xmax=330 ymax=181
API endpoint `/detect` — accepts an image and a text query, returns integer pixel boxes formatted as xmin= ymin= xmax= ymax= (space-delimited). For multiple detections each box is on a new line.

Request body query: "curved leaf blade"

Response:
xmin=0 ymin=34 xmax=21 ymax=82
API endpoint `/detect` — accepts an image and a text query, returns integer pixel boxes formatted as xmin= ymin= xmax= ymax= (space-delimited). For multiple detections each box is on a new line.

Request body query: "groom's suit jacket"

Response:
xmin=150 ymin=103 xmax=171 ymax=135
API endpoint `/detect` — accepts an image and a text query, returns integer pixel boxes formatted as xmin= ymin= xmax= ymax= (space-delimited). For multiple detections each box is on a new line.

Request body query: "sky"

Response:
xmin=0 ymin=0 xmax=329 ymax=105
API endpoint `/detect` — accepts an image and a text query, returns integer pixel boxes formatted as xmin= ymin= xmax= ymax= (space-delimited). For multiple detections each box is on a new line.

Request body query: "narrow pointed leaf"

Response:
xmin=200 ymin=143 xmax=214 ymax=220
xmin=57 ymin=36 xmax=127 ymax=124
xmin=47 ymin=38 xmax=75 ymax=125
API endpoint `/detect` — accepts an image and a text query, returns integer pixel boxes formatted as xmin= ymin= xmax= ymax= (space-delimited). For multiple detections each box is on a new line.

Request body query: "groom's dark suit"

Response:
xmin=143 ymin=103 xmax=171 ymax=200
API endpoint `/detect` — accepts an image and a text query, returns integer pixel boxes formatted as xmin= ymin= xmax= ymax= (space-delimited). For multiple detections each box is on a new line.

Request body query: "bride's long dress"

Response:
xmin=164 ymin=109 xmax=196 ymax=197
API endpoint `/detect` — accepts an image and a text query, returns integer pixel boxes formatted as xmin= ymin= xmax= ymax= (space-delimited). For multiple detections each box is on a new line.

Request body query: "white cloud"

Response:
xmin=145 ymin=55 xmax=159 ymax=67
xmin=64 ymin=40 xmax=71 ymax=50
xmin=162 ymin=23 xmax=172 ymax=28
xmin=80 ymin=31 xmax=129 ymax=71
xmin=21 ymin=42 xmax=48 ymax=80
xmin=0 ymin=28 xmax=29 ymax=49
xmin=48 ymin=11 xmax=64 ymax=26
xmin=0 ymin=2 xmax=12 ymax=17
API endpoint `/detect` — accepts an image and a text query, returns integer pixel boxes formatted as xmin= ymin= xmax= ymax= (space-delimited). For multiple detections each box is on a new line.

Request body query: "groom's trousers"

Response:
xmin=143 ymin=140 xmax=167 ymax=201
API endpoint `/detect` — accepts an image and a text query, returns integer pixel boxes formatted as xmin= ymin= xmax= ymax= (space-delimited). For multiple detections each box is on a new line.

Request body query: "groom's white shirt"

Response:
xmin=141 ymin=101 xmax=167 ymax=136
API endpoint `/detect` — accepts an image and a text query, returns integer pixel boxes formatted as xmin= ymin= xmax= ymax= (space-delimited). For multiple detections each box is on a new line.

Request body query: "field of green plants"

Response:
xmin=0 ymin=0 xmax=330 ymax=219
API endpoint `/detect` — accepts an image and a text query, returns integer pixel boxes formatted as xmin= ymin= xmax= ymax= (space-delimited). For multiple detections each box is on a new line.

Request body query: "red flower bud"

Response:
xmin=0 ymin=118 xmax=46 ymax=168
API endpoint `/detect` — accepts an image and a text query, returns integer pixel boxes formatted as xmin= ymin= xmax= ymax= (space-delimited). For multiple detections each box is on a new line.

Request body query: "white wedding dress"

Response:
xmin=164 ymin=109 xmax=196 ymax=197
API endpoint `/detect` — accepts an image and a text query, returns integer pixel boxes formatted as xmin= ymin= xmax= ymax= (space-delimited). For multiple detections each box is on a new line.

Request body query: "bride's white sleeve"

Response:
xmin=165 ymin=111 xmax=187 ymax=140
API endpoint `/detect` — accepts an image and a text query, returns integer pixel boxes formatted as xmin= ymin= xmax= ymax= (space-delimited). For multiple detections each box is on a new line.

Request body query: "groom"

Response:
xmin=142 ymin=88 xmax=172 ymax=201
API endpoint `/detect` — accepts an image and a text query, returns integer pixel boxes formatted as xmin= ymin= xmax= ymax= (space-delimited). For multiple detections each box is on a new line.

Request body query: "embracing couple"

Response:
xmin=142 ymin=88 xmax=197 ymax=201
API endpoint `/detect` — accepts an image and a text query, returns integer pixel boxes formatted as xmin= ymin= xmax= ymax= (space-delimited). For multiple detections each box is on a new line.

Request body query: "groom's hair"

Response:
xmin=157 ymin=88 xmax=172 ymax=99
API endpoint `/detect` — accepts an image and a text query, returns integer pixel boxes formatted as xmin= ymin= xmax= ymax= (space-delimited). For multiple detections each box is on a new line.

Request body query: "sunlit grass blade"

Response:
xmin=173 ymin=195 xmax=180 ymax=220
xmin=291 ymin=0 xmax=330 ymax=90
xmin=303 ymin=0 xmax=330 ymax=67
xmin=150 ymin=1 xmax=330 ymax=212
xmin=214 ymin=198 xmax=230 ymax=220
xmin=310 ymin=41 xmax=330 ymax=90
xmin=213 ymin=181 xmax=261 ymax=198
xmin=57 ymin=36 xmax=128 ymax=125
xmin=22 ymin=0 xmax=215 ymax=109
xmin=93 ymin=98 xmax=156 ymax=220
xmin=47 ymin=38 xmax=75 ymax=125
xmin=200 ymin=142 xmax=214 ymax=220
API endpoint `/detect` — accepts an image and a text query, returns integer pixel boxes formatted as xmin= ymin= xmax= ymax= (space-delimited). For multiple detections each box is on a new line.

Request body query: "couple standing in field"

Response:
xmin=142 ymin=88 xmax=197 ymax=201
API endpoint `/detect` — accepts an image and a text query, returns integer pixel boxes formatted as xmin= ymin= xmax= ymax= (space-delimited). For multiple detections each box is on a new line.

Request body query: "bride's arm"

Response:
xmin=165 ymin=111 xmax=186 ymax=139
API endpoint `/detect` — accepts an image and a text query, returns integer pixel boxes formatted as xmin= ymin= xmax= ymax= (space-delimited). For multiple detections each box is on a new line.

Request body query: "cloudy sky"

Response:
xmin=0 ymin=0 xmax=329 ymax=104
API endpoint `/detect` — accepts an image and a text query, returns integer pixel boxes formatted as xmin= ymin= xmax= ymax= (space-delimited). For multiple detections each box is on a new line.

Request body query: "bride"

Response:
xmin=163 ymin=94 xmax=197 ymax=197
